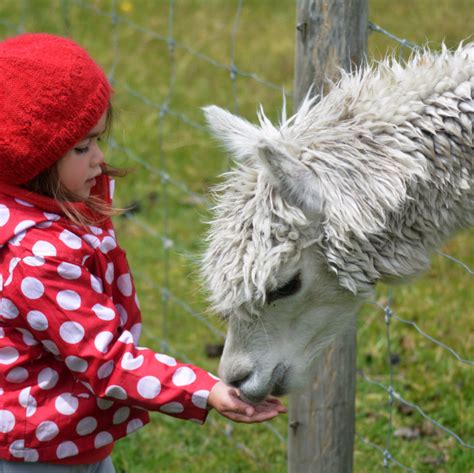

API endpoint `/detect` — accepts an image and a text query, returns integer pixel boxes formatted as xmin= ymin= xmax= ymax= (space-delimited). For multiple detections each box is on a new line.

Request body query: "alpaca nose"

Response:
xmin=219 ymin=360 xmax=254 ymax=389
xmin=227 ymin=370 xmax=252 ymax=389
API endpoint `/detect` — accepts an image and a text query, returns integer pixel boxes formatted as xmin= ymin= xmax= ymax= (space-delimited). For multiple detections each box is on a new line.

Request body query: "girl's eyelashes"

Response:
xmin=72 ymin=131 xmax=106 ymax=155
xmin=74 ymin=146 xmax=89 ymax=154
xmin=73 ymin=136 xmax=103 ymax=154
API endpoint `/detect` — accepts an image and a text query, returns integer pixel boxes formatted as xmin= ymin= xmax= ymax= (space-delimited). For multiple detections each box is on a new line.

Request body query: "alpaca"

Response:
xmin=202 ymin=44 xmax=473 ymax=404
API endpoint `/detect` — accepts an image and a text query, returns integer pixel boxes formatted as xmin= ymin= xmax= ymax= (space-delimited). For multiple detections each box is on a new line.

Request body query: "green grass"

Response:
xmin=0 ymin=1 xmax=472 ymax=471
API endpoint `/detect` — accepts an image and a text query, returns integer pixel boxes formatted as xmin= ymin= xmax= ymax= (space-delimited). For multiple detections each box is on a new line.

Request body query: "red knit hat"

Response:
xmin=0 ymin=33 xmax=111 ymax=185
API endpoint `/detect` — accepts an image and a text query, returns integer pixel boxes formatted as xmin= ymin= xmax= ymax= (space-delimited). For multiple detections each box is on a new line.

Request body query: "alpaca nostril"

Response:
xmin=227 ymin=370 xmax=252 ymax=389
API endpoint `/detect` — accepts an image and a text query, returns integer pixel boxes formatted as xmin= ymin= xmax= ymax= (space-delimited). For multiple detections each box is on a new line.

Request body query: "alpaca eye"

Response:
xmin=266 ymin=273 xmax=301 ymax=304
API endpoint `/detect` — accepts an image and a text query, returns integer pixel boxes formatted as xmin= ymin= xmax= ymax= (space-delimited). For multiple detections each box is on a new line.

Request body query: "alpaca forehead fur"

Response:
xmin=203 ymin=163 xmax=315 ymax=315
xmin=203 ymin=44 xmax=473 ymax=316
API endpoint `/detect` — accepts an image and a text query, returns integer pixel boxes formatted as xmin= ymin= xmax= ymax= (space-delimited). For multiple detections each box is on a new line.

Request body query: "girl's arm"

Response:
xmin=6 ymin=254 xmax=218 ymax=423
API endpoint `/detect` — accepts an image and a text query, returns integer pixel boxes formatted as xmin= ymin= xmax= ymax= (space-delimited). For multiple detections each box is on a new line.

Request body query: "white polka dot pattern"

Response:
xmin=36 ymin=421 xmax=59 ymax=441
xmin=94 ymin=431 xmax=113 ymax=448
xmin=76 ymin=416 xmax=97 ymax=436
xmin=126 ymin=419 xmax=144 ymax=434
xmin=191 ymin=390 xmax=210 ymax=409
xmin=0 ymin=194 xmax=219 ymax=462
xmin=90 ymin=274 xmax=103 ymax=293
xmin=56 ymin=290 xmax=81 ymax=310
xmin=94 ymin=331 xmax=113 ymax=353
xmin=0 ymin=347 xmax=19 ymax=365
xmin=121 ymin=352 xmax=144 ymax=370
xmin=27 ymin=310 xmax=48 ymax=331
xmin=117 ymin=273 xmax=133 ymax=296
xmin=130 ymin=323 xmax=142 ymax=345
xmin=0 ymin=298 xmax=19 ymax=319
xmin=38 ymin=368 xmax=59 ymax=390
xmin=56 ymin=441 xmax=79 ymax=459
xmin=83 ymin=234 xmax=100 ymax=249
xmin=59 ymin=321 xmax=85 ymax=344
xmin=32 ymin=240 xmax=57 ymax=257
xmin=21 ymin=277 xmax=44 ymax=299
xmin=17 ymin=328 xmax=38 ymax=346
xmin=18 ymin=387 xmax=37 ymax=417
xmin=97 ymin=360 xmax=114 ymax=379
xmin=105 ymin=262 xmax=114 ymax=284
xmin=113 ymin=407 xmax=130 ymax=424
xmin=55 ymin=393 xmax=78 ymax=415
xmin=118 ymin=330 xmax=134 ymax=344
xmin=172 ymin=367 xmax=197 ymax=387
xmin=65 ymin=356 xmax=88 ymax=373
xmin=97 ymin=398 xmax=114 ymax=410
xmin=15 ymin=198 xmax=35 ymax=208
xmin=23 ymin=255 xmax=45 ymax=267
xmin=0 ymin=409 xmax=15 ymax=433
xmin=44 ymin=212 xmax=60 ymax=221
xmin=59 ymin=229 xmax=82 ymax=249
xmin=160 ymin=402 xmax=184 ymax=414
xmin=105 ymin=385 xmax=127 ymax=400
xmin=155 ymin=353 xmax=177 ymax=366
xmin=6 ymin=367 xmax=28 ymax=383
xmin=116 ymin=304 xmax=128 ymax=326
xmin=92 ymin=303 xmax=115 ymax=321
xmin=57 ymin=262 xmax=82 ymax=280
xmin=0 ymin=204 xmax=10 ymax=226
xmin=41 ymin=340 xmax=60 ymax=355
xmin=88 ymin=225 xmax=103 ymax=235
xmin=137 ymin=376 xmax=161 ymax=399
xmin=99 ymin=236 xmax=116 ymax=254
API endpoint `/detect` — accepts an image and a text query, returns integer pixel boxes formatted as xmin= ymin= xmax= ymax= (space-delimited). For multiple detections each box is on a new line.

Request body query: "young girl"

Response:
xmin=0 ymin=33 xmax=285 ymax=472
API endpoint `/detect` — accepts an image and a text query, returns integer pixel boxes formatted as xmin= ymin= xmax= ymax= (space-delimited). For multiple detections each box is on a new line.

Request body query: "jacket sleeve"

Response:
xmin=5 ymin=253 xmax=219 ymax=423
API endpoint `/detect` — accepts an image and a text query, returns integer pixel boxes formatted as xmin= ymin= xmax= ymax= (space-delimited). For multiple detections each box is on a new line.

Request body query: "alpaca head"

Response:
xmin=201 ymin=103 xmax=372 ymax=403
xmin=201 ymin=91 xmax=426 ymax=402
xmin=202 ymin=44 xmax=472 ymax=402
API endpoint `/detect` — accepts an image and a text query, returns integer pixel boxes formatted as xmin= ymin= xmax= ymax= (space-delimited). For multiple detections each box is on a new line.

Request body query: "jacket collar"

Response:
xmin=0 ymin=174 xmax=112 ymax=227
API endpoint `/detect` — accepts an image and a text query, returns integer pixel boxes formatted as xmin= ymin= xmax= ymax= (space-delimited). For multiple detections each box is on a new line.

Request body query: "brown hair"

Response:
xmin=24 ymin=106 xmax=130 ymax=227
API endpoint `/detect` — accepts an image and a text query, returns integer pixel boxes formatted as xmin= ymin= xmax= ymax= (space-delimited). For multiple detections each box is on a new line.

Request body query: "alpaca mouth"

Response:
xmin=238 ymin=363 xmax=288 ymax=404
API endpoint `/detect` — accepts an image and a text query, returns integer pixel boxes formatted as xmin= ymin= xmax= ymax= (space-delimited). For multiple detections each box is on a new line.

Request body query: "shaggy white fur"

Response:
xmin=202 ymin=44 xmax=473 ymax=400
xmin=203 ymin=44 xmax=473 ymax=312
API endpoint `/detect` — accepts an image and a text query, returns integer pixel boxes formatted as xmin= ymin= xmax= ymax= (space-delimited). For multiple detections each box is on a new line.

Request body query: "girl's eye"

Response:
xmin=74 ymin=146 xmax=89 ymax=154
xmin=266 ymin=273 xmax=302 ymax=304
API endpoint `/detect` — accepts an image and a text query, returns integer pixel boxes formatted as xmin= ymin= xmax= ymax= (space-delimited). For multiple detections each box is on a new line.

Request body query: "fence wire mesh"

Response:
xmin=0 ymin=1 xmax=472 ymax=471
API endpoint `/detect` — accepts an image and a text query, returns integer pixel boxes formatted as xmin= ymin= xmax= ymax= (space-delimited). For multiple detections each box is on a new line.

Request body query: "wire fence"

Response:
xmin=1 ymin=1 xmax=472 ymax=471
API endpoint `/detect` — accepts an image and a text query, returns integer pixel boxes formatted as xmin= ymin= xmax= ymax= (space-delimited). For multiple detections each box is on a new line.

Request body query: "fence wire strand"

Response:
xmin=2 ymin=3 xmax=471 ymax=471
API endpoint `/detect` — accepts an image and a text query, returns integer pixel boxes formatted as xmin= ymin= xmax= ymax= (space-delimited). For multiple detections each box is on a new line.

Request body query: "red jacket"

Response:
xmin=0 ymin=176 xmax=218 ymax=464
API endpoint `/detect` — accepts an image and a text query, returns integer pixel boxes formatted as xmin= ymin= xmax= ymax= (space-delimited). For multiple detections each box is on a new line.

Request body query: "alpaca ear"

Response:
xmin=203 ymin=106 xmax=262 ymax=160
xmin=256 ymin=143 xmax=323 ymax=217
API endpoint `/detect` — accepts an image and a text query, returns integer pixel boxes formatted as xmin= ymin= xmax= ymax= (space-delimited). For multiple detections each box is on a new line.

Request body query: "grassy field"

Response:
xmin=0 ymin=1 xmax=472 ymax=472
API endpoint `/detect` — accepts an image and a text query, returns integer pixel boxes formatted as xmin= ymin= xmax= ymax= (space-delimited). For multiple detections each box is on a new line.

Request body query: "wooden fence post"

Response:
xmin=288 ymin=1 xmax=368 ymax=472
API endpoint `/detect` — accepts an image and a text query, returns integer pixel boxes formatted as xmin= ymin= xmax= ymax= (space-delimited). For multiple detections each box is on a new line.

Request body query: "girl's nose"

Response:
xmin=93 ymin=144 xmax=105 ymax=166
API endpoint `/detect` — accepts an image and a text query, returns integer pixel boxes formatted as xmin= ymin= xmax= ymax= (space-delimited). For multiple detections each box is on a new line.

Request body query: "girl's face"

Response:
xmin=57 ymin=111 xmax=107 ymax=200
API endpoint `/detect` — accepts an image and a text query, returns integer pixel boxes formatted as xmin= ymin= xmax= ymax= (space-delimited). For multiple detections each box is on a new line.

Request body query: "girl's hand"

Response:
xmin=208 ymin=381 xmax=287 ymax=423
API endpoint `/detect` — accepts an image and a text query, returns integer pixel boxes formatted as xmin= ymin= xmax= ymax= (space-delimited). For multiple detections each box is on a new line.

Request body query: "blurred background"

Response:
xmin=0 ymin=1 xmax=472 ymax=471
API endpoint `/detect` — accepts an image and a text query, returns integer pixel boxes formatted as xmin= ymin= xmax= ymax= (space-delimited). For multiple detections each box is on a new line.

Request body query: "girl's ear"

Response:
xmin=203 ymin=106 xmax=263 ymax=161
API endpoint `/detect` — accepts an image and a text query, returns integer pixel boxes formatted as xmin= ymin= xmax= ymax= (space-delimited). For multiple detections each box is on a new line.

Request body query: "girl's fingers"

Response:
xmin=221 ymin=399 xmax=287 ymax=423
xmin=226 ymin=389 xmax=255 ymax=416
xmin=253 ymin=399 xmax=287 ymax=413
xmin=223 ymin=409 xmax=280 ymax=423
